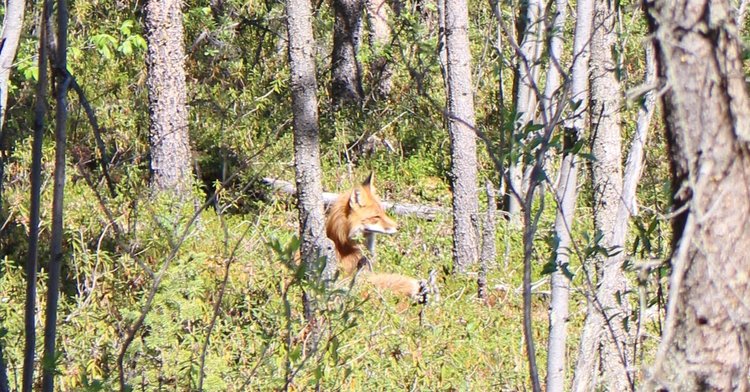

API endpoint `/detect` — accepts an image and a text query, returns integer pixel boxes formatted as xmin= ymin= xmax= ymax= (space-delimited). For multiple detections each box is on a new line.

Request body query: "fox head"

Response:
xmin=347 ymin=172 xmax=398 ymax=237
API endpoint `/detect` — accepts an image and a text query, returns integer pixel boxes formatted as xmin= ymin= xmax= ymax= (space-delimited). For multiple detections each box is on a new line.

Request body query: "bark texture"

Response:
xmin=366 ymin=0 xmax=393 ymax=98
xmin=0 ymin=0 xmax=26 ymax=130
xmin=572 ymin=0 xmax=630 ymax=390
xmin=287 ymin=0 xmax=330 ymax=272
xmin=444 ymin=0 xmax=479 ymax=272
xmin=645 ymin=0 xmax=750 ymax=389
xmin=332 ymin=0 xmax=365 ymax=104
xmin=145 ymin=0 xmax=193 ymax=194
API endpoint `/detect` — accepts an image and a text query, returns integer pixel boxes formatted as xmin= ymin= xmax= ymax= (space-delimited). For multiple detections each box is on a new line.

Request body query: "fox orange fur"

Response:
xmin=326 ymin=173 xmax=427 ymax=302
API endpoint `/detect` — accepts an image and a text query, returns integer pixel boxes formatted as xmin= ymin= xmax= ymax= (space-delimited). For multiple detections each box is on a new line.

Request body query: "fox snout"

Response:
xmin=362 ymin=216 xmax=398 ymax=235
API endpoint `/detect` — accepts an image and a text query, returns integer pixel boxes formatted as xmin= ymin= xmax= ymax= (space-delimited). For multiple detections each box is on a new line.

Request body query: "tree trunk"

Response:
xmin=145 ymin=0 xmax=193 ymax=194
xmin=478 ymin=180 xmax=496 ymax=299
xmin=644 ymin=0 xmax=750 ymax=389
xmin=614 ymin=42 xmax=656 ymax=247
xmin=332 ymin=0 xmax=365 ymax=104
xmin=365 ymin=0 xmax=393 ymax=98
xmin=287 ymin=0 xmax=334 ymax=280
xmin=507 ymin=0 xmax=543 ymax=221
xmin=572 ymin=0 xmax=631 ymax=390
xmin=543 ymin=0 xmax=573 ymax=390
xmin=437 ymin=0 xmax=447 ymax=85
xmin=444 ymin=0 xmax=479 ymax=272
xmin=0 ymin=342 xmax=8 ymax=392
xmin=540 ymin=0 xmax=566 ymax=125
xmin=41 ymin=0 xmax=69 ymax=390
xmin=0 ymin=0 xmax=26 ymax=131
xmin=23 ymin=1 xmax=52 ymax=389
xmin=0 ymin=0 xmax=26 ymax=209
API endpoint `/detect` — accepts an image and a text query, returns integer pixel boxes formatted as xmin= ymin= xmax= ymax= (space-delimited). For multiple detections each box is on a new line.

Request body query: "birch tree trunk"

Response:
xmin=366 ymin=0 xmax=393 ymax=98
xmin=332 ymin=0 xmax=365 ymax=104
xmin=444 ymin=0 xmax=479 ymax=272
xmin=0 ymin=0 xmax=26 ymax=209
xmin=541 ymin=0 xmax=566 ymax=125
xmin=614 ymin=42 xmax=656 ymax=246
xmin=507 ymin=0 xmax=543 ymax=221
xmin=0 ymin=0 xmax=26 ymax=131
xmin=644 ymin=0 xmax=750 ymax=389
xmin=543 ymin=0 xmax=576 ymax=390
xmin=41 ymin=0 xmax=69 ymax=389
xmin=572 ymin=0 xmax=631 ymax=390
xmin=145 ymin=0 xmax=194 ymax=195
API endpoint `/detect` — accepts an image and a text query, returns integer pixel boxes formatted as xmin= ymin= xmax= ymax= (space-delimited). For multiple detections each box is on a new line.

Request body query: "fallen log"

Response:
xmin=262 ymin=177 xmax=446 ymax=220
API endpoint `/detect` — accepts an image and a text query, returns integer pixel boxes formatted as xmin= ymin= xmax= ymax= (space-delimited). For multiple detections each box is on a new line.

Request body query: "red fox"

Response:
xmin=326 ymin=173 xmax=429 ymax=303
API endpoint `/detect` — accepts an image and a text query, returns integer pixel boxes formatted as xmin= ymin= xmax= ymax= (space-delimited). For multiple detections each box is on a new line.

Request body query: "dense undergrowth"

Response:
xmin=0 ymin=0 xmax=671 ymax=390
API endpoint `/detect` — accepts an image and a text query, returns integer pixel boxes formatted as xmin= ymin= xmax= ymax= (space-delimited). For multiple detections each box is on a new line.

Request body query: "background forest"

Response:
xmin=0 ymin=0 xmax=747 ymax=390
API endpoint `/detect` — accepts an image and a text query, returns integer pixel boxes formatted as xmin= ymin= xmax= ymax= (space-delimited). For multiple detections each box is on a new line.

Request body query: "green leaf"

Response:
xmin=541 ymin=260 xmax=558 ymax=275
xmin=290 ymin=346 xmax=302 ymax=362
xmin=120 ymin=19 xmax=135 ymax=35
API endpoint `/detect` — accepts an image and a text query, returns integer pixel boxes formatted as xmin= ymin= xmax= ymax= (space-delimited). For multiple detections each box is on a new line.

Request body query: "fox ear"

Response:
xmin=349 ymin=189 xmax=363 ymax=209
xmin=362 ymin=172 xmax=376 ymax=193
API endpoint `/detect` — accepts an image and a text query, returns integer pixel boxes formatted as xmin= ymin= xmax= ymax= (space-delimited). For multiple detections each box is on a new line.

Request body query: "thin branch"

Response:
xmin=68 ymin=77 xmax=116 ymax=197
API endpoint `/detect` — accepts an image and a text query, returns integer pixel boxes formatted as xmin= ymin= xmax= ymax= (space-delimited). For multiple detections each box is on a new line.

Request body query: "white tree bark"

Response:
xmin=508 ymin=0 xmax=544 ymax=221
xmin=541 ymin=0 xmax=567 ymax=125
xmin=444 ymin=0 xmax=479 ymax=272
xmin=543 ymin=1 xmax=573 ymax=391
xmin=615 ymin=42 xmax=656 ymax=245
xmin=572 ymin=0 xmax=631 ymax=391
xmin=0 ymin=0 xmax=26 ymax=131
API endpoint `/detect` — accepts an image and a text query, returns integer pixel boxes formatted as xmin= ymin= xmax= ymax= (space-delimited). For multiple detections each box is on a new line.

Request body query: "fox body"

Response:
xmin=326 ymin=174 xmax=426 ymax=301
